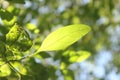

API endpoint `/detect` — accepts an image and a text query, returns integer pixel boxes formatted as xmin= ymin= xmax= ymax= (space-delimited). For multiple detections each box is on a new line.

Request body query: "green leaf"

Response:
xmin=68 ymin=50 xmax=91 ymax=63
xmin=62 ymin=50 xmax=91 ymax=63
xmin=6 ymin=24 xmax=32 ymax=52
xmin=0 ymin=64 xmax=11 ymax=77
xmin=0 ymin=8 xmax=17 ymax=26
xmin=12 ymin=62 xmax=27 ymax=75
xmin=39 ymin=24 xmax=91 ymax=51
xmin=0 ymin=9 xmax=14 ymax=21
xmin=6 ymin=24 xmax=21 ymax=45
xmin=3 ymin=16 xmax=17 ymax=27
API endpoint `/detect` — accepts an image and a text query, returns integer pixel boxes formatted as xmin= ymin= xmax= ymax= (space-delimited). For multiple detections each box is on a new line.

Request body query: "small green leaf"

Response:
xmin=0 ymin=64 xmax=11 ymax=77
xmin=6 ymin=24 xmax=32 ymax=52
xmin=39 ymin=24 xmax=91 ymax=51
xmin=62 ymin=50 xmax=90 ymax=63
xmin=12 ymin=62 xmax=27 ymax=75
xmin=6 ymin=24 xmax=21 ymax=45
xmin=0 ymin=8 xmax=17 ymax=26
xmin=68 ymin=50 xmax=91 ymax=63
xmin=3 ymin=16 xmax=17 ymax=27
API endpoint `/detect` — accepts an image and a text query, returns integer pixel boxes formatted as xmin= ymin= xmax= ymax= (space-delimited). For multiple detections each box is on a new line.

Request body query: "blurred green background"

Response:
xmin=0 ymin=0 xmax=120 ymax=80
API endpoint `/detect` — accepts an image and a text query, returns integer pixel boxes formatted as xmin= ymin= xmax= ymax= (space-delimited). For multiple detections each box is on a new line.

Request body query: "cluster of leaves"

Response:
xmin=1 ymin=0 xmax=120 ymax=80
xmin=0 ymin=1 xmax=91 ymax=80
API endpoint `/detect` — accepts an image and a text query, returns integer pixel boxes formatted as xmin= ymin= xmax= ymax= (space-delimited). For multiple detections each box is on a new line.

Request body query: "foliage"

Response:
xmin=0 ymin=0 xmax=91 ymax=79
xmin=0 ymin=0 xmax=120 ymax=80
xmin=39 ymin=24 xmax=90 ymax=51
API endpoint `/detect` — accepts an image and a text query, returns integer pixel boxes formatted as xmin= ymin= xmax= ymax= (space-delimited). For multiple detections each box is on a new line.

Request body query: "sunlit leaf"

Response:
xmin=0 ymin=64 xmax=11 ymax=77
xmin=26 ymin=23 xmax=40 ymax=34
xmin=62 ymin=50 xmax=91 ymax=63
xmin=68 ymin=51 xmax=91 ymax=63
xmin=3 ymin=16 xmax=17 ymax=26
xmin=39 ymin=24 xmax=91 ymax=51
xmin=6 ymin=5 xmax=20 ymax=15
xmin=26 ymin=23 xmax=36 ymax=30
xmin=12 ymin=62 xmax=27 ymax=75
xmin=6 ymin=24 xmax=22 ymax=46
xmin=6 ymin=24 xmax=32 ymax=52
xmin=0 ymin=8 xmax=18 ymax=26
